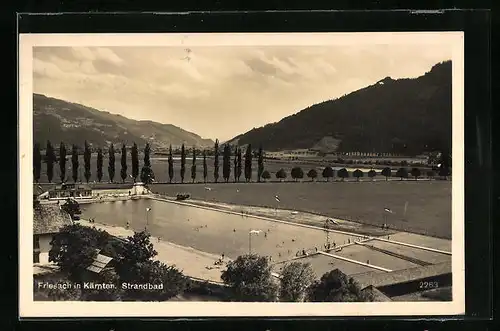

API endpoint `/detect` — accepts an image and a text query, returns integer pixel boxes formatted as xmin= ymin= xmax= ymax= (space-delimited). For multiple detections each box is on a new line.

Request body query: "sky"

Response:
xmin=33 ymin=44 xmax=452 ymax=141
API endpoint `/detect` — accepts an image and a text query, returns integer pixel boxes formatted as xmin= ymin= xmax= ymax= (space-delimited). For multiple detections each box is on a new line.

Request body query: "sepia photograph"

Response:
xmin=19 ymin=32 xmax=464 ymax=317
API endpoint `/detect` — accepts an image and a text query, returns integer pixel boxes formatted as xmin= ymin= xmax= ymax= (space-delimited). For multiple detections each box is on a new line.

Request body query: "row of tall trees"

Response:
xmin=34 ymin=139 xmax=264 ymax=184
xmin=34 ymin=139 xmax=450 ymax=184
xmin=33 ymin=140 xmax=154 ymax=184
xmin=165 ymin=140 xmax=265 ymax=184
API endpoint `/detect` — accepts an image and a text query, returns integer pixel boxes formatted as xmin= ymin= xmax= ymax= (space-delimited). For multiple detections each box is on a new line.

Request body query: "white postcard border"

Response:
xmin=19 ymin=32 xmax=465 ymax=317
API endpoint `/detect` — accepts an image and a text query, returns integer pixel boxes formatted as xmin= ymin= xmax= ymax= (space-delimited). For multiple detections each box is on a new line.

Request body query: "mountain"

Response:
xmin=33 ymin=94 xmax=214 ymax=150
xmin=229 ymin=61 xmax=452 ymax=155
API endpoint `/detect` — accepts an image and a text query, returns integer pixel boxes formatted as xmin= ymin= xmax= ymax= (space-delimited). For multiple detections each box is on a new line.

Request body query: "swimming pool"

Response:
xmin=80 ymin=198 xmax=358 ymax=263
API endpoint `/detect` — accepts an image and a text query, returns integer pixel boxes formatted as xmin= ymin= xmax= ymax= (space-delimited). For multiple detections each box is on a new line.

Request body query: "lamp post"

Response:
xmin=383 ymin=207 xmax=393 ymax=228
xmin=145 ymin=207 xmax=152 ymax=231
xmin=249 ymin=230 xmax=261 ymax=254
xmin=274 ymin=195 xmax=280 ymax=217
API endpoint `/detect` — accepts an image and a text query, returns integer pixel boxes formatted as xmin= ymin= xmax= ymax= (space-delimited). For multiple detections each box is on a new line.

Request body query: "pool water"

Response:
xmin=80 ymin=198 xmax=358 ymax=263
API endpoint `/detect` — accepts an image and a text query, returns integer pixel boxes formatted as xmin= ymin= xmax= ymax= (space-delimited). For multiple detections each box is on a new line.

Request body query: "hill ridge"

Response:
xmin=229 ymin=60 xmax=452 ymax=155
xmin=33 ymin=93 xmax=214 ymax=149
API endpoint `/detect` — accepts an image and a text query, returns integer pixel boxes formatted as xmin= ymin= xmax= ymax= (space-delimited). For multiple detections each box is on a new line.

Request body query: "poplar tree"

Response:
xmin=202 ymin=150 xmax=207 ymax=183
xmin=180 ymin=144 xmax=186 ymax=183
xmin=96 ymin=148 xmax=103 ymax=182
xmin=45 ymin=140 xmax=55 ymax=183
xmin=120 ymin=144 xmax=127 ymax=182
xmin=71 ymin=144 xmax=79 ymax=183
xmin=233 ymin=147 xmax=238 ymax=182
xmin=222 ymin=144 xmax=231 ymax=183
xmin=33 ymin=143 xmax=41 ymax=183
xmin=108 ymin=144 xmax=115 ymax=183
xmin=237 ymin=147 xmax=242 ymax=182
xmin=213 ymin=139 xmax=219 ymax=183
xmin=244 ymin=144 xmax=252 ymax=182
xmin=140 ymin=142 xmax=155 ymax=184
xmin=257 ymin=145 xmax=264 ymax=182
xmin=131 ymin=142 xmax=139 ymax=182
xmin=84 ymin=140 xmax=91 ymax=183
xmin=191 ymin=147 xmax=197 ymax=183
xmin=144 ymin=142 xmax=151 ymax=167
xmin=59 ymin=142 xmax=67 ymax=183
xmin=168 ymin=144 xmax=174 ymax=183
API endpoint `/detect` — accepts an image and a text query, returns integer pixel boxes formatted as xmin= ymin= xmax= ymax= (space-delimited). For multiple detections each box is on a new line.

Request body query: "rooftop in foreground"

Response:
xmin=352 ymin=260 xmax=452 ymax=289
xmin=33 ymin=204 xmax=73 ymax=235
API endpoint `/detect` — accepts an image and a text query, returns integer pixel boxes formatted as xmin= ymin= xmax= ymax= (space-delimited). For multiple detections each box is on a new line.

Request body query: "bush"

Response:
xmin=276 ymin=169 xmax=287 ymax=181
xmin=322 ymin=166 xmax=334 ymax=181
xmin=396 ymin=167 xmax=409 ymax=180
xmin=261 ymin=170 xmax=271 ymax=181
xmin=279 ymin=262 xmax=316 ymax=302
xmin=306 ymin=169 xmax=318 ymax=181
xmin=49 ymin=224 xmax=111 ymax=281
xmin=410 ymin=167 xmax=421 ymax=180
xmin=381 ymin=167 xmax=392 ymax=180
xmin=306 ymin=269 xmax=372 ymax=302
xmin=337 ymin=168 xmax=349 ymax=181
xmin=291 ymin=167 xmax=304 ymax=181
xmin=353 ymin=169 xmax=364 ymax=181
xmin=221 ymin=255 xmax=278 ymax=302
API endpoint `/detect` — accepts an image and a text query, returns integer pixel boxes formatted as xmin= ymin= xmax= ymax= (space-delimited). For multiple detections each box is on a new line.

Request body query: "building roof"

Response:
xmin=93 ymin=184 xmax=134 ymax=190
xmin=33 ymin=204 xmax=73 ymax=235
xmin=33 ymin=184 xmax=45 ymax=197
xmin=360 ymin=285 xmax=392 ymax=302
xmin=352 ymin=260 xmax=452 ymax=289
xmin=86 ymin=249 xmax=113 ymax=274
xmin=53 ymin=183 xmax=92 ymax=191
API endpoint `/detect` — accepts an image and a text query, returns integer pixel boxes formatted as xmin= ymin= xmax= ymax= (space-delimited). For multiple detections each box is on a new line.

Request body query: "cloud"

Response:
xmin=71 ymin=47 xmax=96 ymax=62
xmin=32 ymin=44 xmax=452 ymax=141
xmin=33 ymin=58 xmax=64 ymax=79
xmin=94 ymin=47 xmax=124 ymax=66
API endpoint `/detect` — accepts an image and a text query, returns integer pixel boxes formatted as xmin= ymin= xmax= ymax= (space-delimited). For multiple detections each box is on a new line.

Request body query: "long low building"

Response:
xmin=37 ymin=182 xmax=151 ymax=202
xmin=45 ymin=183 xmax=93 ymax=200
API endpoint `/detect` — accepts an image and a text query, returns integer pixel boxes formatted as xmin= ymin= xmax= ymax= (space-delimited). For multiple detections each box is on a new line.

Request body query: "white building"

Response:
xmin=131 ymin=182 xmax=150 ymax=195
xmin=33 ymin=204 xmax=73 ymax=264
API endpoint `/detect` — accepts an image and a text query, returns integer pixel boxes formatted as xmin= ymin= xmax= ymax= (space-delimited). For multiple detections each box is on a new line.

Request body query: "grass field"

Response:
xmin=149 ymin=181 xmax=452 ymax=239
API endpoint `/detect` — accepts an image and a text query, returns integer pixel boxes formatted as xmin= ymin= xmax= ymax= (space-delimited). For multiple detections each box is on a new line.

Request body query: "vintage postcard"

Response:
xmin=19 ymin=32 xmax=464 ymax=317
